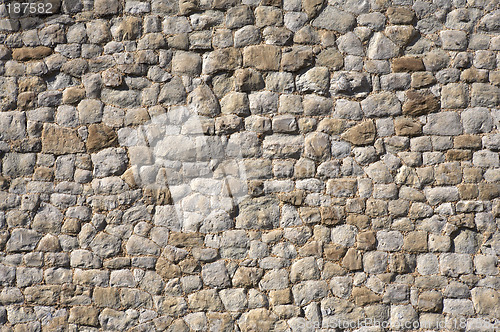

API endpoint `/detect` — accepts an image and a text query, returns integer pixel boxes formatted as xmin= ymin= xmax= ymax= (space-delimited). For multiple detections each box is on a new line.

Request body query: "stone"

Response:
xmin=402 ymin=90 xmax=440 ymax=116
xmin=423 ymin=112 xmax=462 ymax=136
xmin=172 ymin=51 xmax=202 ymax=76
xmin=188 ymin=85 xmax=220 ymax=117
xmin=471 ymin=287 xmax=500 ymax=319
xmin=0 ymin=112 xmax=26 ymax=141
xmin=243 ymin=45 xmax=281 ymax=71
xmin=441 ymin=83 xmax=468 ymax=109
xmin=363 ymin=251 xmax=388 ymax=274
xmin=352 ymin=286 xmax=381 ymax=306
xmin=312 ymin=7 xmax=355 ymax=34
xmin=281 ymin=46 xmax=314 ymax=72
xmin=471 ymin=83 xmax=500 ymax=108
xmin=367 ymin=33 xmax=399 ymax=60
xmin=392 ymin=57 xmax=425 ymax=72
xmin=12 ymin=47 xmax=52 ymax=61
xmin=69 ymin=306 xmax=99 ymax=326
xmin=202 ymin=48 xmax=241 ymax=75
xmin=440 ymin=30 xmax=467 ymax=50
xmin=440 ymin=253 xmax=473 ymax=277
xmin=234 ymin=68 xmax=265 ymax=92
xmin=296 ymin=67 xmax=330 ymax=95
xmin=94 ymin=0 xmax=120 ymax=15
xmin=341 ymin=120 xmax=376 ymax=145
xmin=387 ymin=7 xmax=415 ymax=25
xmin=291 ymin=280 xmax=329 ymax=306
xmin=361 ymin=92 xmax=401 ymax=117
xmin=91 ymin=148 xmax=128 ymax=177
xmin=202 ymin=261 xmax=231 ymax=289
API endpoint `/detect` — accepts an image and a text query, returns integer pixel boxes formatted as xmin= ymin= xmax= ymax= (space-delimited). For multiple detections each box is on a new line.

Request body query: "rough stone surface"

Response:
xmin=0 ymin=2 xmax=499 ymax=330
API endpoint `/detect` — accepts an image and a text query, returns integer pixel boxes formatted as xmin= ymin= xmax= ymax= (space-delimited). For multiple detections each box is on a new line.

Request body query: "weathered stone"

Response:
xmin=69 ymin=306 xmax=99 ymax=326
xmin=361 ymin=92 xmax=401 ymax=117
xmin=12 ymin=47 xmax=52 ymax=61
xmin=243 ymin=45 xmax=281 ymax=71
xmin=188 ymin=85 xmax=220 ymax=117
xmin=403 ymin=90 xmax=440 ymax=116
xmin=341 ymin=121 xmax=376 ymax=145
xmin=392 ymin=57 xmax=425 ymax=72
xmin=91 ymin=148 xmax=128 ymax=177
xmin=367 ymin=33 xmax=400 ymax=60
xmin=312 ymin=7 xmax=355 ymax=34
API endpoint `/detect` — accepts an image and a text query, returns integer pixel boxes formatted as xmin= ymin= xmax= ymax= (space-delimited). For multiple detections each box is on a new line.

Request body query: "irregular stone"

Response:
xmin=243 ymin=45 xmax=281 ymax=71
xmin=12 ymin=47 xmax=52 ymax=61
xmin=367 ymin=33 xmax=400 ymax=60
xmin=188 ymin=85 xmax=220 ymax=117
xmin=361 ymin=92 xmax=401 ymax=117
xmin=312 ymin=7 xmax=355 ymax=34
xmin=91 ymin=148 xmax=128 ymax=177
xmin=423 ymin=112 xmax=462 ymax=136
xmin=341 ymin=120 xmax=376 ymax=145
xmin=403 ymin=90 xmax=440 ymax=116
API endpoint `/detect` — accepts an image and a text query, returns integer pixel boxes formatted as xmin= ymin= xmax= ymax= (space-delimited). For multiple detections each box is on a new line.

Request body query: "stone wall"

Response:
xmin=0 ymin=0 xmax=499 ymax=330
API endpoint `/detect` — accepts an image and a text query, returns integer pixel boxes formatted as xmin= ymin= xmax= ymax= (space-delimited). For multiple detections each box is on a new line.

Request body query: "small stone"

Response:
xmin=403 ymin=90 xmax=440 ymax=116
xmin=341 ymin=120 xmax=376 ymax=145
xmin=392 ymin=57 xmax=425 ymax=72
xmin=243 ymin=45 xmax=281 ymax=71
xmin=312 ymin=7 xmax=355 ymax=34
xmin=367 ymin=33 xmax=400 ymax=60
xmin=387 ymin=7 xmax=415 ymax=25
xmin=361 ymin=92 xmax=401 ymax=117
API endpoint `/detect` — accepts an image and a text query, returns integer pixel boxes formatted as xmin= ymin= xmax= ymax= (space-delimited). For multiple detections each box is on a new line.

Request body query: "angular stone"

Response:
xmin=440 ymin=30 xmax=467 ymax=51
xmin=234 ymin=68 xmax=264 ymax=92
xmin=202 ymin=48 xmax=242 ymax=74
xmin=387 ymin=7 xmax=415 ymax=25
xmin=188 ymin=85 xmax=220 ymax=117
xmin=394 ymin=117 xmax=422 ymax=136
xmin=312 ymin=7 xmax=355 ymax=34
xmin=41 ymin=124 xmax=85 ymax=155
xmin=316 ymin=48 xmax=343 ymax=71
xmin=423 ymin=112 xmax=462 ymax=136
xmin=236 ymin=197 xmax=280 ymax=229
xmin=172 ymin=51 xmax=202 ymax=76
xmin=69 ymin=306 xmax=99 ymax=326
xmin=441 ymin=83 xmax=468 ymax=109
xmin=302 ymin=0 xmax=324 ymax=18
xmin=341 ymin=120 xmax=376 ymax=145
xmin=471 ymin=83 xmax=500 ymax=108
xmin=361 ymin=92 xmax=401 ymax=117
xmin=471 ymin=287 xmax=500 ymax=319
xmin=352 ymin=286 xmax=382 ymax=306
xmin=292 ymin=280 xmax=329 ymax=306
xmin=392 ymin=57 xmax=425 ymax=72
xmin=6 ymin=229 xmax=41 ymax=252
xmin=367 ymin=33 xmax=400 ymax=60
xmin=0 ymin=112 xmax=26 ymax=141
xmin=403 ymin=90 xmax=440 ymax=116
xmin=91 ymin=148 xmax=128 ymax=177
xmin=281 ymin=46 xmax=314 ymax=72
xmin=296 ymin=67 xmax=330 ymax=95
xmin=243 ymin=45 xmax=281 ymax=71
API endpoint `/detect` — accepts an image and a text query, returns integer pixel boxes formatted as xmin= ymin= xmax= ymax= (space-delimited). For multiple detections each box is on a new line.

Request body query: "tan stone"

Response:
xmin=346 ymin=214 xmax=370 ymax=230
xmin=168 ymin=232 xmax=204 ymax=247
xmin=42 ymin=124 xmax=85 ymax=155
xmin=19 ymin=76 xmax=46 ymax=93
xmin=454 ymin=135 xmax=482 ymax=149
xmin=12 ymin=47 xmax=52 ymax=61
xmin=387 ymin=7 xmax=415 ymax=24
xmin=93 ymin=287 xmax=120 ymax=308
xmin=324 ymin=243 xmax=347 ymax=261
xmin=357 ymin=231 xmax=376 ymax=250
xmin=394 ymin=117 xmax=422 ymax=136
xmin=63 ymin=87 xmax=86 ymax=104
xmin=411 ymin=72 xmax=436 ymax=88
xmin=68 ymin=306 xmax=99 ymax=326
xmin=316 ymin=48 xmax=343 ymax=70
xmin=24 ymin=285 xmax=60 ymax=305
xmin=278 ymin=190 xmax=305 ymax=206
xmin=341 ymin=121 xmax=376 ymax=146
xmin=243 ymin=45 xmax=281 ymax=71
xmin=446 ymin=149 xmax=472 ymax=161
xmin=403 ymin=231 xmax=427 ymax=252
xmin=392 ymin=57 xmax=424 ymax=72
xmin=318 ymin=118 xmax=344 ymax=135
xmin=281 ymin=47 xmax=314 ymax=72
xmin=389 ymin=253 xmax=409 ymax=273
xmin=418 ymin=291 xmax=443 ymax=312
xmin=155 ymin=258 xmax=181 ymax=279
xmin=342 ymin=248 xmax=363 ymax=271
xmin=403 ymin=90 xmax=440 ymax=116
xmin=203 ymin=48 xmax=242 ymax=74
xmin=234 ymin=68 xmax=264 ymax=92
xmin=352 ymin=286 xmax=381 ymax=306
xmin=269 ymin=289 xmax=292 ymax=305
xmin=461 ymin=68 xmax=489 ymax=83
xmin=479 ymin=183 xmax=500 ymax=201
xmin=188 ymin=290 xmax=224 ymax=311
xmin=232 ymin=267 xmax=264 ymax=287
xmin=320 ymin=206 xmax=345 ymax=225
xmin=86 ymin=124 xmax=118 ymax=153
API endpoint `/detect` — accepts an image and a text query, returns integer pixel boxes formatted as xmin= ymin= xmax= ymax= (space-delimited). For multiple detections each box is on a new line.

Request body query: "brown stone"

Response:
xmin=458 ymin=184 xmax=479 ymax=200
xmin=387 ymin=7 xmax=415 ymax=24
xmin=403 ymin=90 xmax=440 ymax=116
xmin=203 ymin=48 xmax=242 ymax=75
xmin=479 ymin=183 xmax=500 ymax=201
xmin=403 ymin=231 xmax=428 ymax=252
xmin=318 ymin=118 xmax=344 ymax=135
xmin=281 ymin=47 xmax=314 ymax=72
xmin=17 ymin=92 xmax=37 ymax=110
xmin=392 ymin=57 xmax=424 ymax=72
xmin=302 ymin=0 xmax=324 ymax=18
xmin=168 ymin=232 xmax=204 ymax=247
xmin=411 ymin=72 xmax=436 ymax=88
xmin=352 ymin=286 xmax=381 ymax=306
xmin=269 ymin=289 xmax=292 ymax=306
xmin=446 ymin=149 xmax=472 ymax=161
xmin=278 ymin=190 xmax=305 ymax=206
xmin=389 ymin=253 xmax=409 ymax=273
xmin=232 ymin=267 xmax=264 ymax=287
xmin=316 ymin=48 xmax=343 ymax=70
xmin=234 ymin=68 xmax=265 ymax=92
xmin=418 ymin=291 xmax=443 ymax=312
xmin=324 ymin=243 xmax=347 ymax=261
xmin=24 ymin=285 xmax=60 ymax=305
xmin=461 ymin=68 xmax=489 ymax=83
xmin=19 ymin=76 xmax=46 ymax=93
xmin=357 ymin=231 xmax=376 ymax=251
xmin=42 ymin=124 xmax=85 ymax=155
xmin=243 ymin=45 xmax=281 ymax=71
xmin=342 ymin=248 xmax=363 ymax=271
xmin=320 ymin=206 xmax=345 ymax=225
xmin=63 ymin=87 xmax=86 ymax=104
xmin=68 ymin=306 xmax=99 ymax=326
xmin=93 ymin=287 xmax=120 ymax=308
xmin=346 ymin=214 xmax=370 ymax=230
xmin=86 ymin=124 xmax=118 ymax=153
xmin=394 ymin=117 xmax=422 ymax=136
xmin=156 ymin=258 xmax=181 ymax=279
xmin=341 ymin=120 xmax=376 ymax=146
xmin=454 ymin=135 xmax=482 ymax=149
xmin=12 ymin=47 xmax=52 ymax=61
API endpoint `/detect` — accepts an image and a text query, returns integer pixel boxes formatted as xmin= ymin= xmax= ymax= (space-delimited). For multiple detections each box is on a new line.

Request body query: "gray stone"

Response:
xmin=312 ymin=7 xmax=356 ymax=33
xmin=296 ymin=67 xmax=330 ymax=95
xmin=462 ymin=108 xmax=492 ymax=134
xmin=202 ymin=261 xmax=231 ymax=288
xmin=361 ymin=92 xmax=401 ymax=117
xmin=92 ymin=148 xmax=128 ymax=177
xmin=292 ymin=280 xmax=329 ymax=306
xmin=423 ymin=112 xmax=462 ymax=136
xmin=188 ymin=85 xmax=220 ymax=117
xmin=367 ymin=33 xmax=399 ymax=60
xmin=0 ymin=112 xmax=26 ymax=140
xmin=6 ymin=229 xmax=41 ymax=252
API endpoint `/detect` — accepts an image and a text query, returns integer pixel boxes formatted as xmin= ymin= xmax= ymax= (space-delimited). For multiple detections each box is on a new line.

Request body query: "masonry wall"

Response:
xmin=0 ymin=0 xmax=500 ymax=330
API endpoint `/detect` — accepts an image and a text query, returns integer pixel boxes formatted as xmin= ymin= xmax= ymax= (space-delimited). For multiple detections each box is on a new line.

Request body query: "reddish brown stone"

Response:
xmin=86 ymin=124 xmax=118 ymax=153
